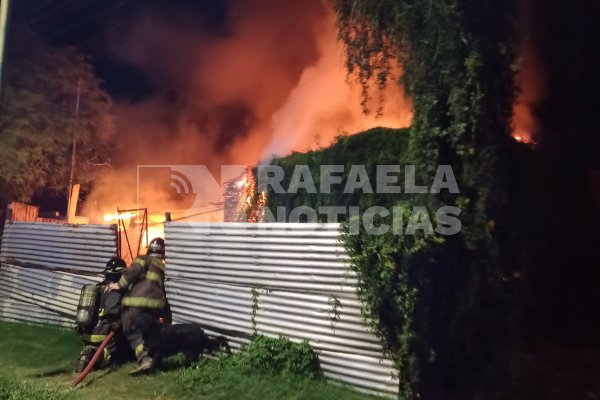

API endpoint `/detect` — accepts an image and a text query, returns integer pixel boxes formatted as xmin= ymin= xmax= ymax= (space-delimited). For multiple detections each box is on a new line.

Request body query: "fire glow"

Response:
xmin=82 ymin=0 xmax=539 ymax=226
xmin=103 ymin=211 xmax=135 ymax=222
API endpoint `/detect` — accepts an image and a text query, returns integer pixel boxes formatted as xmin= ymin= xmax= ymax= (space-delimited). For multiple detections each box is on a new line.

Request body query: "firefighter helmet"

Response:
xmin=103 ymin=257 xmax=126 ymax=280
xmin=147 ymin=237 xmax=165 ymax=258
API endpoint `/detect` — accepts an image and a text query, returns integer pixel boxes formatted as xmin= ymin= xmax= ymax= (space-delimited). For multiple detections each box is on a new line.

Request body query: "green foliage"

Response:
xmin=327 ymin=295 xmax=342 ymax=330
xmin=266 ymin=127 xmax=411 ymax=218
xmin=251 ymin=287 xmax=260 ymax=334
xmin=341 ymin=222 xmax=448 ymax=393
xmin=238 ymin=336 xmax=321 ymax=378
xmin=330 ymin=1 xmax=525 ymax=399
xmin=176 ymin=335 xmax=322 ymax=389
xmin=250 ymin=286 xmax=272 ymax=335
xmin=0 ymin=27 xmax=115 ymax=205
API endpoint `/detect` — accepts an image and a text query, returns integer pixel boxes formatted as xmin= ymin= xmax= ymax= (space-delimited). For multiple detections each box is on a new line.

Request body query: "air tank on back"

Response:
xmin=75 ymin=284 xmax=98 ymax=330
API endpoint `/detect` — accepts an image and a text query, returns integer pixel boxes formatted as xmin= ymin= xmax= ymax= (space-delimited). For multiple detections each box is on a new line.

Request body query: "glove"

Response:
xmin=110 ymin=321 xmax=122 ymax=331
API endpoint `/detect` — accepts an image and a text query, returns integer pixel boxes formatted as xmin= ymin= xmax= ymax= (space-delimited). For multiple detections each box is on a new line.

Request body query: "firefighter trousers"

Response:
xmin=122 ymin=306 xmax=161 ymax=363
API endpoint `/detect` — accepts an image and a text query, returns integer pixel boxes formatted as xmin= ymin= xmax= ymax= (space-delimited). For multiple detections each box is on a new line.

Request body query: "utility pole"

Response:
xmin=66 ymin=80 xmax=81 ymax=220
xmin=0 ymin=0 xmax=11 ymax=102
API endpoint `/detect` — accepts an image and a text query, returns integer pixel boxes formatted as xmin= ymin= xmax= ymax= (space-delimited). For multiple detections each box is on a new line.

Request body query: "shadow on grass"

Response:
xmin=28 ymin=363 xmax=73 ymax=378
xmin=75 ymin=367 xmax=120 ymax=389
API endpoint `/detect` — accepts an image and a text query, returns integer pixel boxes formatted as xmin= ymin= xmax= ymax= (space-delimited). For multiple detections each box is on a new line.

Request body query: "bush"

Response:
xmin=263 ymin=127 xmax=411 ymax=218
xmin=234 ymin=335 xmax=321 ymax=378
xmin=176 ymin=335 xmax=322 ymax=388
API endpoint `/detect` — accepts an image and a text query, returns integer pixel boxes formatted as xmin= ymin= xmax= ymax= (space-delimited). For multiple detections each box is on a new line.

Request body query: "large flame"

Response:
xmin=82 ymin=1 xmax=412 ymax=224
xmin=103 ymin=211 xmax=136 ymax=223
xmin=84 ymin=0 xmax=538 ymax=224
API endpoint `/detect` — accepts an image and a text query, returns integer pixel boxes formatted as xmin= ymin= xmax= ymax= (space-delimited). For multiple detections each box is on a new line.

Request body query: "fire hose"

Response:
xmin=71 ymin=331 xmax=115 ymax=388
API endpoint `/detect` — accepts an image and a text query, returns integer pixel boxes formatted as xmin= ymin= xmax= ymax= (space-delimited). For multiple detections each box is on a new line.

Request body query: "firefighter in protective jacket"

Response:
xmin=109 ymin=237 xmax=170 ymax=374
xmin=75 ymin=257 xmax=128 ymax=373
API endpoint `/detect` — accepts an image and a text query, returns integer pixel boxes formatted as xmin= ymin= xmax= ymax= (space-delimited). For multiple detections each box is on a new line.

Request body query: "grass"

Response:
xmin=4 ymin=321 xmax=597 ymax=400
xmin=0 ymin=376 xmax=75 ymax=400
xmin=0 ymin=321 xmax=382 ymax=400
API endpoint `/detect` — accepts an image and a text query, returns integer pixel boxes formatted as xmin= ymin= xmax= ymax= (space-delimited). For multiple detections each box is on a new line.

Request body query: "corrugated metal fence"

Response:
xmin=0 ymin=222 xmax=116 ymax=325
xmin=0 ymin=221 xmax=398 ymax=396
xmin=165 ymin=222 xmax=398 ymax=396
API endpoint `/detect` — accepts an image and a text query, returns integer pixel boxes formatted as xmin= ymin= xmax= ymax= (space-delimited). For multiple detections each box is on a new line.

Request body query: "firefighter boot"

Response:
xmin=129 ymin=342 xmax=153 ymax=375
xmin=75 ymin=345 xmax=97 ymax=373
xmin=129 ymin=356 xmax=153 ymax=375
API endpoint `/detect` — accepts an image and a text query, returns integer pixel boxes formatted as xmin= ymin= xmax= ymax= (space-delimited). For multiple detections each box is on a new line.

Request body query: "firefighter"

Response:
xmin=109 ymin=237 xmax=170 ymax=374
xmin=75 ymin=257 xmax=128 ymax=373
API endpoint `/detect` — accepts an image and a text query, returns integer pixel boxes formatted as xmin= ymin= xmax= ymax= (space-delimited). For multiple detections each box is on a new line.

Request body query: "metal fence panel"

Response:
xmin=0 ymin=222 xmax=115 ymax=326
xmin=0 ymin=221 xmax=398 ymax=395
xmin=0 ymin=222 xmax=117 ymax=274
xmin=0 ymin=263 xmax=101 ymax=320
xmin=165 ymin=222 xmax=398 ymax=396
xmin=0 ymin=297 xmax=73 ymax=327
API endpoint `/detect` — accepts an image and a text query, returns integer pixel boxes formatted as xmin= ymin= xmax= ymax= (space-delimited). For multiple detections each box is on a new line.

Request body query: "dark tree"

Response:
xmin=0 ymin=27 xmax=114 ymax=206
xmin=332 ymin=2 xmax=528 ymax=399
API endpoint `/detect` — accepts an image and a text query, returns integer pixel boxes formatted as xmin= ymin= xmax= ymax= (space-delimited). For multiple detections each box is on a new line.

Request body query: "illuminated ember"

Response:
xmin=236 ymin=176 xmax=248 ymax=188
xmin=103 ymin=211 xmax=136 ymax=222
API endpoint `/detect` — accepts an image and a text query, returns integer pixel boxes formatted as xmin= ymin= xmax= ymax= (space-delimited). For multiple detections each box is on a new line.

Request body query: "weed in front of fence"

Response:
xmin=172 ymin=335 xmax=374 ymax=400
xmin=176 ymin=335 xmax=322 ymax=387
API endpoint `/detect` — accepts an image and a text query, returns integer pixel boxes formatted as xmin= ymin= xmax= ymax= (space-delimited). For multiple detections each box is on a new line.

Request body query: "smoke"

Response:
xmin=82 ymin=0 xmax=412 ymax=221
xmin=264 ymin=14 xmax=411 ymax=159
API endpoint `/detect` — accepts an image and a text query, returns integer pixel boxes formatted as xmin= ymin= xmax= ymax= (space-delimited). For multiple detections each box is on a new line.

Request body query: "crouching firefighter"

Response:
xmin=109 ymin=237 xmax=171 ymax=375
xmin=75 ymin=257 xmax=128 ymax=372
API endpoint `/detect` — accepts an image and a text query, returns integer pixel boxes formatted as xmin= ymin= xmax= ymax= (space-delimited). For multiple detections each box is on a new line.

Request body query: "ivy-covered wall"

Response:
xmin=259 ymin=125 xmax=537 ymax=399
xmin=328 ymin=1 xmax=528 ymax=398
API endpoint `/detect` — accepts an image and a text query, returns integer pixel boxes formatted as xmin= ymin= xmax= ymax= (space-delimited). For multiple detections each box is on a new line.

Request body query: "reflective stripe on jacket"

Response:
xmin=81 ymin=333 xmax=107 ymax=343
xmin=119 ymin=255 xmax=166 ymax=310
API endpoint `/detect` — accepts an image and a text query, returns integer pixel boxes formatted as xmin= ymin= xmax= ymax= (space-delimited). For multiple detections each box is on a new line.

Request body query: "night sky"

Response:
xmin=10 ymin=0 xmax=229 ymax=100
